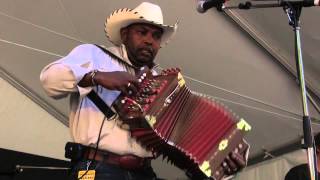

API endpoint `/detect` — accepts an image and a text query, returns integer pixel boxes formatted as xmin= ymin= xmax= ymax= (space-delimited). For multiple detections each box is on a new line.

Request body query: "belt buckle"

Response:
xmin=119 ymin=155 xmax=143 ymax=170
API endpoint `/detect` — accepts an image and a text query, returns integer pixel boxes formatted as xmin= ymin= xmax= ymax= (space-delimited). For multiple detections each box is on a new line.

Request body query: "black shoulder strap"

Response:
xmin=94 ymin=44 xmax=138 ymax=71
xmin=85 ymin=45 xmax=125 ymax=120
xmin=87 ymin=45 xmax=135 ymax=119
xmin=87 ymin=90 xmax=116 ymax=119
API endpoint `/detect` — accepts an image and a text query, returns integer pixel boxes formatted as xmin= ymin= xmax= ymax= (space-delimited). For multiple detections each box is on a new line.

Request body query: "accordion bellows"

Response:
xmin=114 ymin=68 xmax=250 ymax=179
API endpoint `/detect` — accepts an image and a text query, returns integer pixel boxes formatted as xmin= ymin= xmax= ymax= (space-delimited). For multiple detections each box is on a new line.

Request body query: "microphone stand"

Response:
xmin=220 ymin=1 xmax=318 ymax=180
xmin=284 ymin=3 xmax=318 ymax=180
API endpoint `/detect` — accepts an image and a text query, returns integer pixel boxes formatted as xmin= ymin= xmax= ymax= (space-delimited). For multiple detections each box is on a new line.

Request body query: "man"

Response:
xmin=40 ymin=2 xmax=242 ymax=180
xmin=40 ymin=2 xmax=177 ymax=180
xmin=285 ymin=133 xmax=320 ymax=180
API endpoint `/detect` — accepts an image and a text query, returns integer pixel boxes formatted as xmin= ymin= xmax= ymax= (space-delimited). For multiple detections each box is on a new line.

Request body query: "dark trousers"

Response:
xmin=70 ymin=159 xmax=158 ymax=180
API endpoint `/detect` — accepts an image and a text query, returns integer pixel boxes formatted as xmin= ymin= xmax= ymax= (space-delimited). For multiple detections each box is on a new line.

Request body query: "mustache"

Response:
xmin=138 ymin=46 xmax=154 ymax=56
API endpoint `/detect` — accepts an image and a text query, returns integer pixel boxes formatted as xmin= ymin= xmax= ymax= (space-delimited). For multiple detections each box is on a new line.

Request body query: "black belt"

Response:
xmin=83 ymin=148 xmax=152 ymax=170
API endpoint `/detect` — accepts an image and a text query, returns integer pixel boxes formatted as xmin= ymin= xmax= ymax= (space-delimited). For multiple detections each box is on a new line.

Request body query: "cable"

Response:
xmin=1 ymin=7 xmax=318 ymax=120
xmin=1 ymin=8 xmax=319 ymax=123
xmin=184 ymin=73 xmax=312 ymax=118
xmin=57 ymin=0 xmax=80 ymax=38
xmin=1 ymin=4 xmax=319 ymax=118
xmin=157 ymin=66 xmax=320 ymax=121
xmin=1 ymin=36 xmax=318 ymax=123
xmin=0 ymin=38 xmax=63 ymax=58
xmin=76 ymin=114 xmax=107 ymax=180
xmin=0 ymin=10 xmax=86 ymax=43
xmin=195 ymin=91 xmax=320 ymax=125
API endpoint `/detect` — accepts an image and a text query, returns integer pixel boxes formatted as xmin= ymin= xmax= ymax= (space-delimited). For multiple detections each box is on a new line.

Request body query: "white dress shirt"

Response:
xmin=40 ymin=43 xmax=152 ymax=157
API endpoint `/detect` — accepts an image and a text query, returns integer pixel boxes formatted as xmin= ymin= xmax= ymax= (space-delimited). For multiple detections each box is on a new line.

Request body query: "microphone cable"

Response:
xmin=76 ymin=114 xmax=108 ymax=179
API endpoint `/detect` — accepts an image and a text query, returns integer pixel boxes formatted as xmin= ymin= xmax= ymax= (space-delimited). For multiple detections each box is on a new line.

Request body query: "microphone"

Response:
xmin=197 ymin=0 xmax=226 ymax=13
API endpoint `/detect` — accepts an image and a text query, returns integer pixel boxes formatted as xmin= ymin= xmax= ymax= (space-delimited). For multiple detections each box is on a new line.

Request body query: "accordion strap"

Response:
xmin=94 ymin=44 xmax=138 ymax=71
xmin=87 ymin=90 xmax=116 ymax=119
xmin=86 ymin=44 xmax=127 ymax=119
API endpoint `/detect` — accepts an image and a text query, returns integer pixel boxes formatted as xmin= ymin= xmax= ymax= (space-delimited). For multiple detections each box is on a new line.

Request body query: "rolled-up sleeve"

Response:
xmin=40 ymin=44 xmax=98 ymax=99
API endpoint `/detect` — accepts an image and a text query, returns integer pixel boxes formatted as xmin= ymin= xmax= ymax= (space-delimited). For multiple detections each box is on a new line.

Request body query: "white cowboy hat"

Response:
xmin=105 ymin=2 xmax=178 ymax=47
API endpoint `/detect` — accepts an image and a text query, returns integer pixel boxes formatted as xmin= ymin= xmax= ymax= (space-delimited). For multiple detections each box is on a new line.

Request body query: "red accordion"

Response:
xmin=114 ymin=68 xmax=251 ymax=180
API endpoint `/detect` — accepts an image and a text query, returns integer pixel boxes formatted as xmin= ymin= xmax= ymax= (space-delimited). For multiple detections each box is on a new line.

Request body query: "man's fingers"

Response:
xmin=137 ymin=66 xmax=150 ymax=76
xmin=118 ymin=85 xmax=136 ymax=96
xmin=230 ymin=151 xmax=246 ymax=167
xmin=136 ymin=66 xmax=152 ymax=82
xmin=127 ymin=82 xmax=138 ymax=95
xmin=222 ymin=152 xmax=246 ymax=175
xmin=222 ymin=161 xmax=233 ymax=175
xmin=225 ymin=155 xmax=238 ymax=172
xmin=130 ymin=79 xmax=140 ymax=89
xmin=119 ymin=87 xmax=129 ymax=96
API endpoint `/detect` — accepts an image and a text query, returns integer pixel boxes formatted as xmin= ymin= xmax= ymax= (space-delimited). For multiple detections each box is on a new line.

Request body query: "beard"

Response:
xmin=128 ymin=46 xmax=155 ymax=67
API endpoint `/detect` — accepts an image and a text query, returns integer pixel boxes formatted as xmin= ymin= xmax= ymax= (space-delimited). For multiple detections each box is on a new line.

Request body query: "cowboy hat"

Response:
xmin=105 ymin=2 xmax=178 ymax=47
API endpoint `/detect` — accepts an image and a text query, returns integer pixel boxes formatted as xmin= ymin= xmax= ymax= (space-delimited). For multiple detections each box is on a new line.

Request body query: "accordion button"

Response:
xmin=222 ymin=162 xmax=227 ymax=167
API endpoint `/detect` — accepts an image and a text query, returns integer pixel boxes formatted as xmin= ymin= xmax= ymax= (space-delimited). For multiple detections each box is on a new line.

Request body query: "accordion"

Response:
xmin=114 ymin=68 xmax=251 ymax=180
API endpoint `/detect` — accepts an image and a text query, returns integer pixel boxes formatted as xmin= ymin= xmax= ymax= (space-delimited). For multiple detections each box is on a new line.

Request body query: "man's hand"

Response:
xmin=222 ymin=151 xmax=246 ymax=176
xmin=94 ymin=71 xmax=139 ymax=96
xmin=78 ymin=71 xmax=139 ymax=96
xmin=136 ymin=66 xmax=153 ymax=79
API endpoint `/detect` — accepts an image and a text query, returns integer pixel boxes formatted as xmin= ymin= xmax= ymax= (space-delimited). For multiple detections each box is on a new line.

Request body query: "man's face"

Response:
xmin=121 ymin=23 xmax=163 ymax=68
